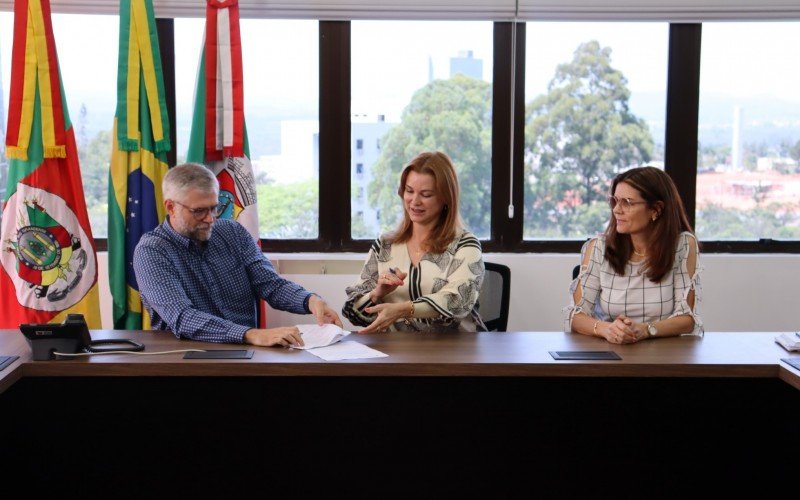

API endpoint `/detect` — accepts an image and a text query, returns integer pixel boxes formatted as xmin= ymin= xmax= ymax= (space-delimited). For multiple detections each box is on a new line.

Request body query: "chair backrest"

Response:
xmin=478 ymin=262 xmax=511 ymax=332
xmin=572 ymin=264 xmax=580 ymax=280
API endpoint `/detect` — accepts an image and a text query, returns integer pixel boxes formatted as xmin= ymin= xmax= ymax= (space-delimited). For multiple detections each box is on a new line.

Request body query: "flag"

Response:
xmin=187 ymin=0 xmax=266 ymax=326
xmin=0 ymin=0 xmax=100 ymax=328
xmin=108 ymin=0 xmax=171 ymax=329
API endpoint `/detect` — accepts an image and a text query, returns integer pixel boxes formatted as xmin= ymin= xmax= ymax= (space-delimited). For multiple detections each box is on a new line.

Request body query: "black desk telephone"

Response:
xmin=20 ymin=314 xmax=144 ymax=360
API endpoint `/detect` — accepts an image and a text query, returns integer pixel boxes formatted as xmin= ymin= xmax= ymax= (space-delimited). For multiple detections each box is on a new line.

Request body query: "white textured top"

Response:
xmin=343 ymin=230 xmax=486 ymax=332
xmin=565 ymin=231 xmax=703 ymax=336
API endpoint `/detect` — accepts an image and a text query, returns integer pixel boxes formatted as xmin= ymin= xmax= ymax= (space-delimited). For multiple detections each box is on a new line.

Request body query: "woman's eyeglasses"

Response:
xmin=608 ymin=196 xmax=647 ymax=211
xmin=174 ymin=200 xmax=232 ymax=220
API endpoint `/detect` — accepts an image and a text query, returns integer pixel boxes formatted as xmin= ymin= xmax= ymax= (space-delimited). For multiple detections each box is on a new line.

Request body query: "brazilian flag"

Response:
xmin=108 ymin=0 xmax=170 ymax=329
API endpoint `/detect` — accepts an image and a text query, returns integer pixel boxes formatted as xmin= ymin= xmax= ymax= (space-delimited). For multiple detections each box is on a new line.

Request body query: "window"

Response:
xmin=3 ymin=13 xmax=796 ymax=254
xmin=175 ymin=18 xmax=320 ymax=239
xmin=523 ymin=22 xmax=669 ymax=240
xmin=350 ymin=20 xmax=493 ymax=240
xmin=696 ymin=22 xmax=800 ymax=241
xmin=0 ymin=12 xmax=11 ymax=227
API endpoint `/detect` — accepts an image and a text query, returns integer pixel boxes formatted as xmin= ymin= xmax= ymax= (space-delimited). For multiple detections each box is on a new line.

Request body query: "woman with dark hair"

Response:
xmin=343 ymin=151 xmax=486 ymax=333
xmin=565 ymin=166 xmax=702 ymax=344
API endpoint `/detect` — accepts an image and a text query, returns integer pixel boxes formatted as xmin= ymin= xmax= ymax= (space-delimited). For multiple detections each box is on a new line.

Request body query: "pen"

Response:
xmin=389 ymin=267 xmax=398 ymax=276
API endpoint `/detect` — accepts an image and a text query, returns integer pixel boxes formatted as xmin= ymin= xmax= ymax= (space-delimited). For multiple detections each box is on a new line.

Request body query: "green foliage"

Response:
xmin=524 ymin=41 xmax=654 ymax=238
xmin=257 ymin=179 xmax=318 ymax=239
xmin=697 ymin=203 xmax=800 ymax=239
xmin=368 ymin=74 xmax=492 ymax=238
xmin=78 ymin=128 xmax=112 ymax=237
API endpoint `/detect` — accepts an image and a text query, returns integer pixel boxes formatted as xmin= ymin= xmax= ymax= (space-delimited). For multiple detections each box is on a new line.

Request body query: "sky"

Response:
xmin=2 ymin=13 xmax=800 ymax=137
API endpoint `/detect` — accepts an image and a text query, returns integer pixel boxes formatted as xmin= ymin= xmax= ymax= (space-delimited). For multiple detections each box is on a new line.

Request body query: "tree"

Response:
xmin=524 ymin=41 xmax=654 ymax=237
xmin=368 ymin=74 xmax=492 ymax=237
xmin=78 ymin=128 xmax=112 ymax=237
xmin=697 ymin=203 xmax=800 ymax=239
xmin=258 ymin=179 xmax=318 ymax=239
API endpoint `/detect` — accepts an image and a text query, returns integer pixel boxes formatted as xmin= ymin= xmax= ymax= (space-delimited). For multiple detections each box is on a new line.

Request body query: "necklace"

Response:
xmin=633 ymin=248 xmax=647 ymax=257
xmin=408 ymin=241 xmax=426 ymax=257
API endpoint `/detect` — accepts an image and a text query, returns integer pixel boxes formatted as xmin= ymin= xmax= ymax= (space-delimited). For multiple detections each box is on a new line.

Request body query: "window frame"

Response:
xmin=86 ymin=19 xmax=800 ymax=254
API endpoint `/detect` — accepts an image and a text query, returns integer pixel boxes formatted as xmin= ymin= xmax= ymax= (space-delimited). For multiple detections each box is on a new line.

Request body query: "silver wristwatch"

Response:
xmin=646 ymin=322 xmax=658 ymax=337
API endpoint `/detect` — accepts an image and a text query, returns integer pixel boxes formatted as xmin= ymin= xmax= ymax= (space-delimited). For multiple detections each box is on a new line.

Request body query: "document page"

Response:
xmin=304 ymin=341 xmax=388 ymax=361
xmin=293 ymin=324 xmax=351 ymax=350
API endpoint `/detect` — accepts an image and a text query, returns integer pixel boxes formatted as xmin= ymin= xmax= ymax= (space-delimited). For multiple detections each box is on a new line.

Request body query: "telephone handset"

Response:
xmin=20 ymin=314 xmax=144 ymax=360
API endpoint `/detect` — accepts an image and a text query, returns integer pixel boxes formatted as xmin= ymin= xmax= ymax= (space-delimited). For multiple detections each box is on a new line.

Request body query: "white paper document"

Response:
xmin=304 ymin=341 xmax=388 ymax=361
xmin=293 ymin=324 xmax=351 ymax=350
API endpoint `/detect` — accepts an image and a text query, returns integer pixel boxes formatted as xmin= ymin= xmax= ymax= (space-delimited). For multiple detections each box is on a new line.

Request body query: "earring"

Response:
xmin=652 ymin=214 xmax=658 ymax=222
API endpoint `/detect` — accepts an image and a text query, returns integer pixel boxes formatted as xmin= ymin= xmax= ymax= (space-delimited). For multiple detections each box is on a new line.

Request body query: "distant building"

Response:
xmin=450 ymin=50 xmax=482 ymax=80
xmin=254 ymin=120 xmax=319 ymax=184
xmin=250 ymin=113 xmax=395 ymax=237
xmin=352 ymin=113 xmax=394 ymax=236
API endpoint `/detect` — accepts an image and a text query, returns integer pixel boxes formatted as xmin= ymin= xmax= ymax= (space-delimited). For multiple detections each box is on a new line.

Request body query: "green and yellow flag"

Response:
xmin=108 ymin=0 xmax=170 ymax=329
xmin=1 ymin=0 xmax=100 ymax=327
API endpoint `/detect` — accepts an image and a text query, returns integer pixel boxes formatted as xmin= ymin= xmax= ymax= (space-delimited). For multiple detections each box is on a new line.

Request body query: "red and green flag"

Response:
xmin=108 ymin=0 xmax=171 ymax=329
xmin=1 ymin=0 xmax=100 ymax=328
xmin=188 ymin=0 xmax=266 ymax=326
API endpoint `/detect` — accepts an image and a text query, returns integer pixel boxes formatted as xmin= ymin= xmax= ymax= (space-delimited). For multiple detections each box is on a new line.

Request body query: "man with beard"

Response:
xmin=133 ymin=163 xmax=341 ymax=346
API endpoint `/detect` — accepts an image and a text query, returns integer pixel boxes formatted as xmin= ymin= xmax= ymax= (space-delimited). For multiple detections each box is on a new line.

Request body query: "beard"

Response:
xmin=173 ymin=218 xmax=214 ymax=242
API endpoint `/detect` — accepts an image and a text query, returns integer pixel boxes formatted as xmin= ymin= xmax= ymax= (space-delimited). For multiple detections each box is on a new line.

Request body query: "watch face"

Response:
xmin=648 ymin=324 xmax=657 ymax=336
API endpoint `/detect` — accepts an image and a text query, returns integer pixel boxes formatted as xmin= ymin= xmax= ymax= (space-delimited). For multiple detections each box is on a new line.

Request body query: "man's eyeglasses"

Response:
xmin=608 ymin=196 xmax=647 ymax=211
xmin=173 ymin=200 xmax=231 ymax=220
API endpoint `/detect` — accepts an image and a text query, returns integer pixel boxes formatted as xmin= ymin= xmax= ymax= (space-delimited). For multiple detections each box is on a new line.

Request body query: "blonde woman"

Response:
xmin=344 ymin=152 xmax=486 ymax=333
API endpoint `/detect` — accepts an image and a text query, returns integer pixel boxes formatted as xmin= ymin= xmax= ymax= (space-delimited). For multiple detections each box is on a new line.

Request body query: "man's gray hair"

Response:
xmin=163 ymin=163 xmax=219 ymax=201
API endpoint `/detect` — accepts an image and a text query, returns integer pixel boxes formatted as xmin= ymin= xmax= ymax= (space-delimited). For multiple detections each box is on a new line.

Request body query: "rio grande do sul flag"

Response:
xmin=108 ymin=0 xmax=170 ymax=330
xmin=187 ymin=1 xmax=265 ymax=326
xmin=187 ymin=0 xmax=259 ymax=240
xmin=1 ymin=0 xmax=100 ymax=328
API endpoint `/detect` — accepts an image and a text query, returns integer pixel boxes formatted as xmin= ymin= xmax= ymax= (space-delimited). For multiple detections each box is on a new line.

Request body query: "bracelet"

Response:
xmin=593 ymin=320 xmax=599 ymax=336
xmin=403 ymin=301 xmax=415 ymax=326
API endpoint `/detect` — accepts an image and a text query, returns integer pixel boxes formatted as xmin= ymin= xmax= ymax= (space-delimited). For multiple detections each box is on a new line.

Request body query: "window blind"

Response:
xmin=0 ymin=1 xmax=798 ymax=21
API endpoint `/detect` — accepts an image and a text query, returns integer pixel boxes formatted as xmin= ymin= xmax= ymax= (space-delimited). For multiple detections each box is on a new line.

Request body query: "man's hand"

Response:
xmin=244 ymin=327 xmax=304 ymax=347
xmin=308 ymin=295 xmax=343 ymax=327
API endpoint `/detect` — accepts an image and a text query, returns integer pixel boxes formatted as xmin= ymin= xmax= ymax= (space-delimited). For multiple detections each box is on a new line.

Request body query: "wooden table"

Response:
xmin=1 ymin=330 xmax=798 ymax=496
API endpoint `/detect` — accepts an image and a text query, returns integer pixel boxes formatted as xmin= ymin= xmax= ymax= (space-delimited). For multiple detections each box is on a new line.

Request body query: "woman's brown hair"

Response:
xmin=604 ymin=166 xmax=694 ymax=282
xmin=388 ymin=151 xmax=464 ymax=254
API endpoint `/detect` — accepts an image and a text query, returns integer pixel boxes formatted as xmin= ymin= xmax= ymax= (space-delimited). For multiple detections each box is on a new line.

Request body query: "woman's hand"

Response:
xmin=369 ymin=268 xmax=407 ymax=303
xmin=599 ymin=315 xmax=641 ymax=344
xmin=358 ymin=301 xmax=411 ymax=334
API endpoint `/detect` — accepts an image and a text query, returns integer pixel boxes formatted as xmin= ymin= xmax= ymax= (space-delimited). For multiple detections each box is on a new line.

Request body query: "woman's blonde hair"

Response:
xmin=388 ymin=151 xmax=464 ymax=254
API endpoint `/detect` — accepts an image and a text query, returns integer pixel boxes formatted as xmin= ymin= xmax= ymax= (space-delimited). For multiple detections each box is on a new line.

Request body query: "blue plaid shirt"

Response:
xmin=133 ymin=218 xmax=313 ymax=343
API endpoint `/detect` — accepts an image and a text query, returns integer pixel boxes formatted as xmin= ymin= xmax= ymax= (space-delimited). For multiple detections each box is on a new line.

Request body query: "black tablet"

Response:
xmin=184 ymin=350 xmax=254 ymax=359
xmin=549 ymin=351 xmax=621 ymax=360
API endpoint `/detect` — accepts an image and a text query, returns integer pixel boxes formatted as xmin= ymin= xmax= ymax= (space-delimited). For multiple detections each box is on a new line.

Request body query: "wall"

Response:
xmin=97 ymin=252 xmax=798 ymax=332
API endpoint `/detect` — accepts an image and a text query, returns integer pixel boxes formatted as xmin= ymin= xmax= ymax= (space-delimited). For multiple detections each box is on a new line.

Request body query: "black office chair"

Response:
xmin=478 ymin=262 xmax=511 ymax=332
xmin=572 ymin=264 xmax=580 ymax=280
